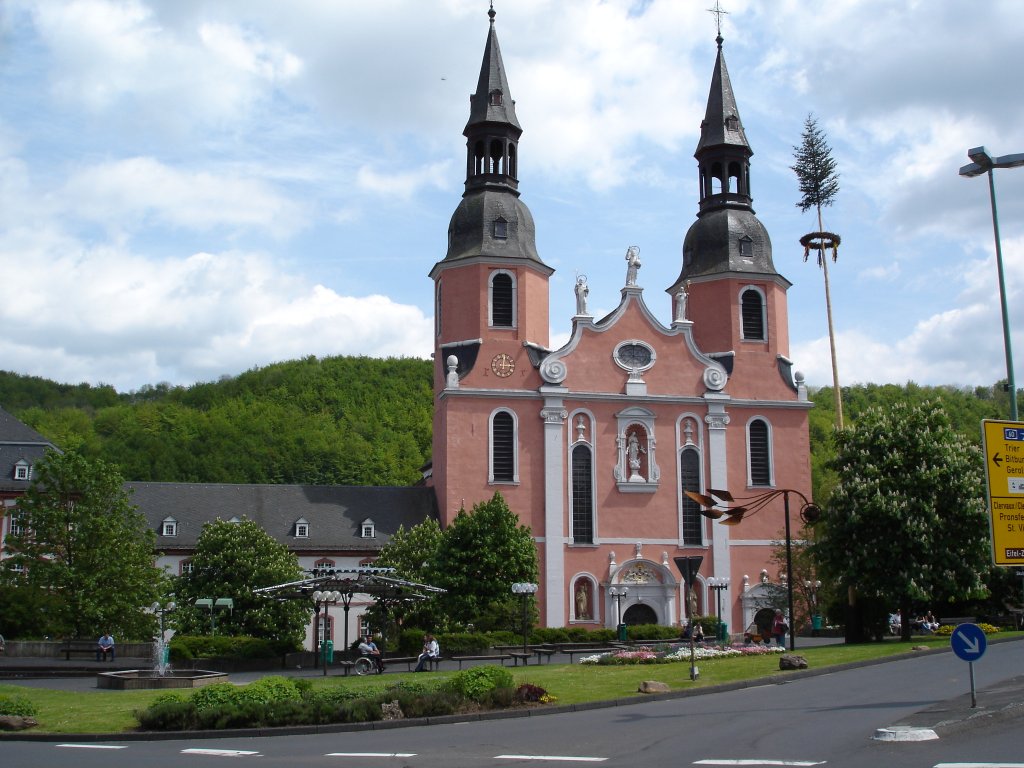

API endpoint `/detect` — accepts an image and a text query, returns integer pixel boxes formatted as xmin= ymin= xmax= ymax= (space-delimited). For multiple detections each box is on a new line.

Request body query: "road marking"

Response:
xmin=694 ymin=762 xmax=826 ymax=766
xmin=494 ymin=758 xmax=606 ymax=763
xmin=181 ymin=748 xmax=262 ymax=757
xmin=56 ymin=744 xmax=128 ymax=750
xmin=325 ymin=753 xmax=418 ymax=758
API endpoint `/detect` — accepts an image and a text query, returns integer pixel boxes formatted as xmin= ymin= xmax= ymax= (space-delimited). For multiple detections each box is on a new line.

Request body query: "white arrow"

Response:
xmin=955 ymin=629 xmax=982 ymax=654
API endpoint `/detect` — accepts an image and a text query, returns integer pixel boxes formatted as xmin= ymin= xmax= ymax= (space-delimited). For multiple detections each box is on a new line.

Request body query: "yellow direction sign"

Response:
xmin=982 ymin=419 xmax=1024 ymax=565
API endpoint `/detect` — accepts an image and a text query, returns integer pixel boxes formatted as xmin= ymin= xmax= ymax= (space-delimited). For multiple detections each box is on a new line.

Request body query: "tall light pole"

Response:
xmin=686 ymin=489 xmax=820 ymax=651
xmin=511 ymin=582 xmax=538 ymax=653
xmin=960 ymin=146 xmax=1024 ymax=420
xmin=608 ymin=586 xmax=628 ymax=639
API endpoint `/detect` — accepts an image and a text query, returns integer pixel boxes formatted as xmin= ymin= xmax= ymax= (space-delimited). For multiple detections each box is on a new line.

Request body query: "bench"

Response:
xmin=451 ymin=654 xmax=511 ymax=670
xmin=61 ymin=640 xmax=105 ymax=661
xmin=939 ymin=617 xmax=977 ymax=627
xmin=508 ymin=651 xmax=532 ymax=666
xmin=384 ymin=655 xmax=442 ymax=672
xmin=533 ymin=647 xmax=557 ymax=664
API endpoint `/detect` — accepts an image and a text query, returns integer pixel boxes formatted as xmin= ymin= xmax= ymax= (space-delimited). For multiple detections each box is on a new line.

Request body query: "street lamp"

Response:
xmin=194 ymin=598 xmax=233 ymax=636
xmin=960 ymin=146 xmax=1024 ymax=420
xmin=804 ymin=580 xmax=822 ymax=636
xmin=511 ymin=582 xmax=538 ymax=653
xmin=312 ymin=590 xmax=344 ymax=675
xmin=685 ymin=488 xmax=820 ymax=651
xmin=608 ymin=586 xmax=629 ymax=641
xmin=707 ymin=577 xmax=729 ymax=643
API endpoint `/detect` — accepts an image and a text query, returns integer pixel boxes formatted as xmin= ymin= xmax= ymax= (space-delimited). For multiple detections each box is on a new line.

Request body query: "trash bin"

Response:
xmin=812 ymin=615 xmax=823 ymax=630
xmin=719 ymin=622 xmax=728 ymax=642
xmin=617 ymin=623 xmax=628 ymax=642
xmin=323 ymin=640 xmax=334 ymax=663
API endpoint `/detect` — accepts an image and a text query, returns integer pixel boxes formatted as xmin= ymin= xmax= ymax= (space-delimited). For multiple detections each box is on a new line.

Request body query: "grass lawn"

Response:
xmin=0 ymin=634 xmax=1000 ymax=735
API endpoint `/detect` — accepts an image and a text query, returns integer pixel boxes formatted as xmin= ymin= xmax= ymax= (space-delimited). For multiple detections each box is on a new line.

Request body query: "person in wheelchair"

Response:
xmin=357 ymin=635 xmax=385 ymax=673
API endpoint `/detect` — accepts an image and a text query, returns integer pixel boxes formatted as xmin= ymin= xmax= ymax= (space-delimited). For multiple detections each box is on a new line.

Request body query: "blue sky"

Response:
xmin=1 ymin=0 xmax=1022 ymax=394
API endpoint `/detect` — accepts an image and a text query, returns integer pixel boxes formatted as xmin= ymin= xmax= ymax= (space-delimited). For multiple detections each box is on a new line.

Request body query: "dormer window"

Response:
xmin=161 ymin=517 xmax=178 ymax=537
xmin=13 ymin=460 xmax=30 ymax=481
xmin=739 ymin=235 xmax=753 ymax=258
xmin=725 ymin=114 xmax=739 ymax=132
xmin=493 ymin=217 xmax=508 ymax=239
xmin=295 ymin=518 xmax=309 ymax=538
xmin=361 ymin=519 xmax=375 ymax=538
xmin=489 ymin=89 xmax=503 ymax=106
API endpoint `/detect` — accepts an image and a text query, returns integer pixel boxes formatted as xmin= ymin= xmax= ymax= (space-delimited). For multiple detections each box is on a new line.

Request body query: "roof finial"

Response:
xmin=489 ymin=1 xmax=496 ymax=25
xmin=707 ymin=1 xmax=728 ymax=46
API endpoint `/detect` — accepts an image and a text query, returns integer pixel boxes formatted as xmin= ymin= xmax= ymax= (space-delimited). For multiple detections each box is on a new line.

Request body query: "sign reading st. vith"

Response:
xmin=981 ymin=419 xmax=1024 ymax=565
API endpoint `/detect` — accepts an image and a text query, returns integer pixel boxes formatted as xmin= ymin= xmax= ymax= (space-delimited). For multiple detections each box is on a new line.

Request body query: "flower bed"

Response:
xmin=579 ymin=643 xmax=785 ymax=665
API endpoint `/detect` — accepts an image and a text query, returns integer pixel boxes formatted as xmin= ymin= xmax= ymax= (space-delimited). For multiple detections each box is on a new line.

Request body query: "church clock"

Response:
xmin=491 ymin=353 xmax=515 ymax=377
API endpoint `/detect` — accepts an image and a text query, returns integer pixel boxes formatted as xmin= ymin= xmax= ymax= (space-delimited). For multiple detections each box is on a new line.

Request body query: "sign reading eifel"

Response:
xmin=981 ymin=419 xmax=1024 ymax=565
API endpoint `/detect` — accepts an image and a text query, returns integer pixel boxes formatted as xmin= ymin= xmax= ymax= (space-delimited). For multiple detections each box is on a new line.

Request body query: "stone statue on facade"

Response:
xmin=625 ymin=245 xmax=641 ymax=286
xmin=574 ymin=275 xmax=589 ymax=315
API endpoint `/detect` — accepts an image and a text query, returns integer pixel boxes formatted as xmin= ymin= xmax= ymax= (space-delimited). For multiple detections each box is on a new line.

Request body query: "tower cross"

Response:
xmin=707 ymin=1 xmax=729 ymax=37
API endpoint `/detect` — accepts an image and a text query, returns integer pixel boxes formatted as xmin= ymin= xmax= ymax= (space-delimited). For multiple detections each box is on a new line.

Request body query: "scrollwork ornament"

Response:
xmin=541 ymin=358 xmax=568 ymax=383
xmin=703 ymin=366 xmax=727 ymax=391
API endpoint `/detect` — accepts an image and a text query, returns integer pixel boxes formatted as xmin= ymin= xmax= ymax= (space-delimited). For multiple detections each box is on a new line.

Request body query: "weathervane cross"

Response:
xmin=707 ymin=1 xmax=729 ymax=36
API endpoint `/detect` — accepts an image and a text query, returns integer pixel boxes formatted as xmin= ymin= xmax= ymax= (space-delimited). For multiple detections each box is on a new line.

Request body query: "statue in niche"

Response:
xmin=575 ymin=582 xmax=591 ymax=619
xmin=574 ymin=275 xmax=589 ymax=315
xmin=625 ymin=245 xmax=641 ymax=286
xmin=627 ymin=430 xmax=646 ymax=481
xmin=675 ymin=281 xmax=689 ymax=322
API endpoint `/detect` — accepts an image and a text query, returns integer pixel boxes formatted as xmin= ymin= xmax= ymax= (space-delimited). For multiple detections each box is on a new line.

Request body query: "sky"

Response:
xmin=1 ymin=0 xmax=1023 ymax=395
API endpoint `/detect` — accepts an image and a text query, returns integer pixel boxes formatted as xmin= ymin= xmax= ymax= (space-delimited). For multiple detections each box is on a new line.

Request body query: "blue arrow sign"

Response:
xmin=950 ymin=622 xmax=987 ymax=662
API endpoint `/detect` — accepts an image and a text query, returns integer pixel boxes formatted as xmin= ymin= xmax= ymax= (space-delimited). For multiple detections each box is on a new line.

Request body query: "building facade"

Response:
xmin=429 ymin=11 xmax=812 ymax=635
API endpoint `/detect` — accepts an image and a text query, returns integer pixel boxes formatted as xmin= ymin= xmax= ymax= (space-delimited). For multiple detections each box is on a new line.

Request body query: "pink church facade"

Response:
xmin=429 ymin=10 xmax=813 ymax=636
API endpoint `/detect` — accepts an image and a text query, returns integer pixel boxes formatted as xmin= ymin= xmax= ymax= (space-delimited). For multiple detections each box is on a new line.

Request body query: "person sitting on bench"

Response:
xmin=96 ymin=632 xmax=115 ymax=662
xmin=414 ymin=633 xmax=439 ymax=672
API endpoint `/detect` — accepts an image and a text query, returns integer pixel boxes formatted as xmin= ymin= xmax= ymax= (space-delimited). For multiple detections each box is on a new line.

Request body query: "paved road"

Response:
xmin=3 ymin=637 xmax=1023 ymax=767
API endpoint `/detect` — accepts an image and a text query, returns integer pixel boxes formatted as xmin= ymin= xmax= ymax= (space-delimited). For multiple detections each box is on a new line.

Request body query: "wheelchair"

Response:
xmin=354 ymin=654 xmax=383 ymax=675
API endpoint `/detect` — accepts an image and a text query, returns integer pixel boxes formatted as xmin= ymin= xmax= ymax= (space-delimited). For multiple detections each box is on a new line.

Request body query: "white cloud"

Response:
xmin=356 ymin=161 xmax=452 ymax=200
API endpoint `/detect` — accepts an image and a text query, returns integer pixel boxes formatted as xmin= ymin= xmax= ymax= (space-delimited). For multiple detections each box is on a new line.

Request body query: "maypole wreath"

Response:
xmin=799 ymin=231 xmax=841 ymax=264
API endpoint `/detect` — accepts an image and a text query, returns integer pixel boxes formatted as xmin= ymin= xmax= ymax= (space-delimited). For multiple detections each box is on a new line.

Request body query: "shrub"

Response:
xmin=438 ymin=631 xmax=492 ymax=654
xmin=237 ymin=676 xmax=301 ymax=706
xmin=0 ymin=694 xmax=38 ymax=717
xmin=339 ymin=698 xmax=383 ymax=723
xmin=136 ymin=700 xmax=196 ymax=731
xmin=303 ymin=687 xmax=364 ymax=707
xmin=514 ymin=683 xmax=548 ymax=703
xmin=190 ymin=682 xmax=241 ymax=712
xmin=447 ymin=665 xmax=514 ymax=701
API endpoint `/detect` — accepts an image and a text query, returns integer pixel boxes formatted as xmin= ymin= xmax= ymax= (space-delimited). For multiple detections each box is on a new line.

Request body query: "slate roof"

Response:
xmin=129 ymin=482 xmax=439 ymax=553
xmin=0 ymin=406 xmax=59 ymax=493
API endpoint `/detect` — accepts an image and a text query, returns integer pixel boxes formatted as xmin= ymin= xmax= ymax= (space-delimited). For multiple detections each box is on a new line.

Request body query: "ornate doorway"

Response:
xmin=622 ymin=603 xmax=657 ymax=626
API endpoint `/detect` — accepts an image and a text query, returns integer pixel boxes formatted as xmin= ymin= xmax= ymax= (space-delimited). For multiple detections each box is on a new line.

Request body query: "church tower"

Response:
xmin=668 ymin=33 xmax=797 ymax=402
xmin=429 ymin=7 xmax=552 ymax=526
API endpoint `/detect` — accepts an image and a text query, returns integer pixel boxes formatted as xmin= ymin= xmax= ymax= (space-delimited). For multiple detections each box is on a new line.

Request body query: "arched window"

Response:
xmin=490 ymin=409 xmax=517 ymax=483
xmin=741 ymin=287 xmax=765 ymax=341
xmin=679 ymin=448 xmax=702 ymax=545
xmin=571 ymin=444 xmax=594 ymax=544
xmin=748 ymin=418 xmax=772 ymax=487
xmin=489 ymin=271 xmax=516 ymax=328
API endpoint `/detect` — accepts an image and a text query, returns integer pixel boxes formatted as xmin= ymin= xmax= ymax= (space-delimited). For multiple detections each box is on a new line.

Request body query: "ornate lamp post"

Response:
xmin=686 ymin=489 xmax=819 ymax=651
xmin=511 ymin=582 xmax=538 ymax=653
xmin=707 ymin=577 xmax=729 ymax=643
xmin=312 ymin=590 xmax=343 ymax=675
xmin=194 ymin=598 xmax=233 ymax=636
xmin=959 ymin=146 xmax=1024 ymax=420
xmin=608 ymin=586 xmax=629 ymax=640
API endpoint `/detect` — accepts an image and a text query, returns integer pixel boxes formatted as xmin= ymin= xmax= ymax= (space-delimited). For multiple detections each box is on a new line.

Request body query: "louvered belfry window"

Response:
xmin=680 ymin=449 xmax=702 ymax=545
xmin=491 ymin=411 xmax=515 ymax=482
xmin=491 ymin=273 xmax=514 ymax=327
xmin=741 ymin=289 xmax=765 ymax=340
xmin=749 ymin=419 xmax=771 ymax=486
xmin=571 ymin=444 xmax=594 ymax=544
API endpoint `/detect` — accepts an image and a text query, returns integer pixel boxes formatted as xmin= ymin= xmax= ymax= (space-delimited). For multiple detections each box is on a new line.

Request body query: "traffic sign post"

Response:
xmin=950 ymin=622 xmax=987 ymax=708
xmin=981 ymin=419 xmax=1024 ymax=566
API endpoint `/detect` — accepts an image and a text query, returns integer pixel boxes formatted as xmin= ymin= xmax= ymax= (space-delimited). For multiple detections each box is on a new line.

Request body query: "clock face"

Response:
xmin=491 ymin=353 xmax=515 ymax=378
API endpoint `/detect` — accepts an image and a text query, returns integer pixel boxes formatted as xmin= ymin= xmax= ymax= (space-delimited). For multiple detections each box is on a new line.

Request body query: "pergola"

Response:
xmin=254 ymin=566 xmax=445 ymax=662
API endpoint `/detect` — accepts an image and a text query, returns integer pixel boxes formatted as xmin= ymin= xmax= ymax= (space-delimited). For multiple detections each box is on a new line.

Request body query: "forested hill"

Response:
xmin=0 ymin=360 xmax=1013 ymax=493
xmin=0 ymin=356 xmax=434 ymax=486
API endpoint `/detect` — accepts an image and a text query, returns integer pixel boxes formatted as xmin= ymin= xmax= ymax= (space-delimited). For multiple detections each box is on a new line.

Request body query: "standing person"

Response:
xmin=414 ymin=633 xmax=440 ymax=672
xmin=357 ymin=635 xmax=385 ymax=673
xmin=96 ymin=631 xmax=115 ymax=661
xmin=771 ymin=610 xmax=788 ymax=647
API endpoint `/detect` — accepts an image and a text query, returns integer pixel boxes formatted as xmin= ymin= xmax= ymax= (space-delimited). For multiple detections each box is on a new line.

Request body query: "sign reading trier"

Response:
xmin=981 ymin=419 xmax=1024 ymax=565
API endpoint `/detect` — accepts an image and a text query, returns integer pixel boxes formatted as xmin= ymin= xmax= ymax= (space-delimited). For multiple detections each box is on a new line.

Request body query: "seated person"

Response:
xmin=693 ymin=623 xmax=705 ymax=643
xmin=415 ymin=633 xmax=439 ymax=672
xmin=96 ymin=632 xmax=115 ymax=662
xmin=357 ymin=636 xmax=385 ymax=673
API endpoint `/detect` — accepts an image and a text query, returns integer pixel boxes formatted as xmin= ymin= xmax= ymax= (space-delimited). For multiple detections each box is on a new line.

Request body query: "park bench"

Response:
xmin=450 ymin=654 xmax=511 ymax=669
xmin=939 ymin=616 xmax=977 ymax=627
xmin=61 ymin=640 xmax=101 ymax=661
xmin=507 ymin=651 xmax=532 ymax=666
xmin=383 ymin=655 xmax=442 ymax=672
xmin=533 ymin=646 xmax=557 ymax=664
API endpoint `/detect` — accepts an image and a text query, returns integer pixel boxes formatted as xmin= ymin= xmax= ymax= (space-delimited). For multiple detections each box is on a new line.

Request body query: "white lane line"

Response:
xmin=180 ymin=748 xmax=262 ymax=757
xmin=694 ymin=762 xmax=826 ymax=766
xmin=325 ymin=753 xmax=418 ymax=758
xmin=56 ymin=744 xmax=128 ymax=750
xmin=495 ymin=757 xmax=607 ymax=762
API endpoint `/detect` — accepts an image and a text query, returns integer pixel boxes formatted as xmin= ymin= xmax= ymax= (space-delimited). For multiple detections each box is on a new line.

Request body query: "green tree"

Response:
xmin=0 ymin=450 xmax=163 ymax=639
xmin=364 ymin=518 xmax=445 ymax=637
xmin=810 ymin=401 xmax=990 ymax=641
xmin=792 ymin=113 xmax=844 ymax=428
xmin=429 ymin=493 xmax=539 ymax=631
xmin=174 ymin=519 xmax=307 ymax=646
